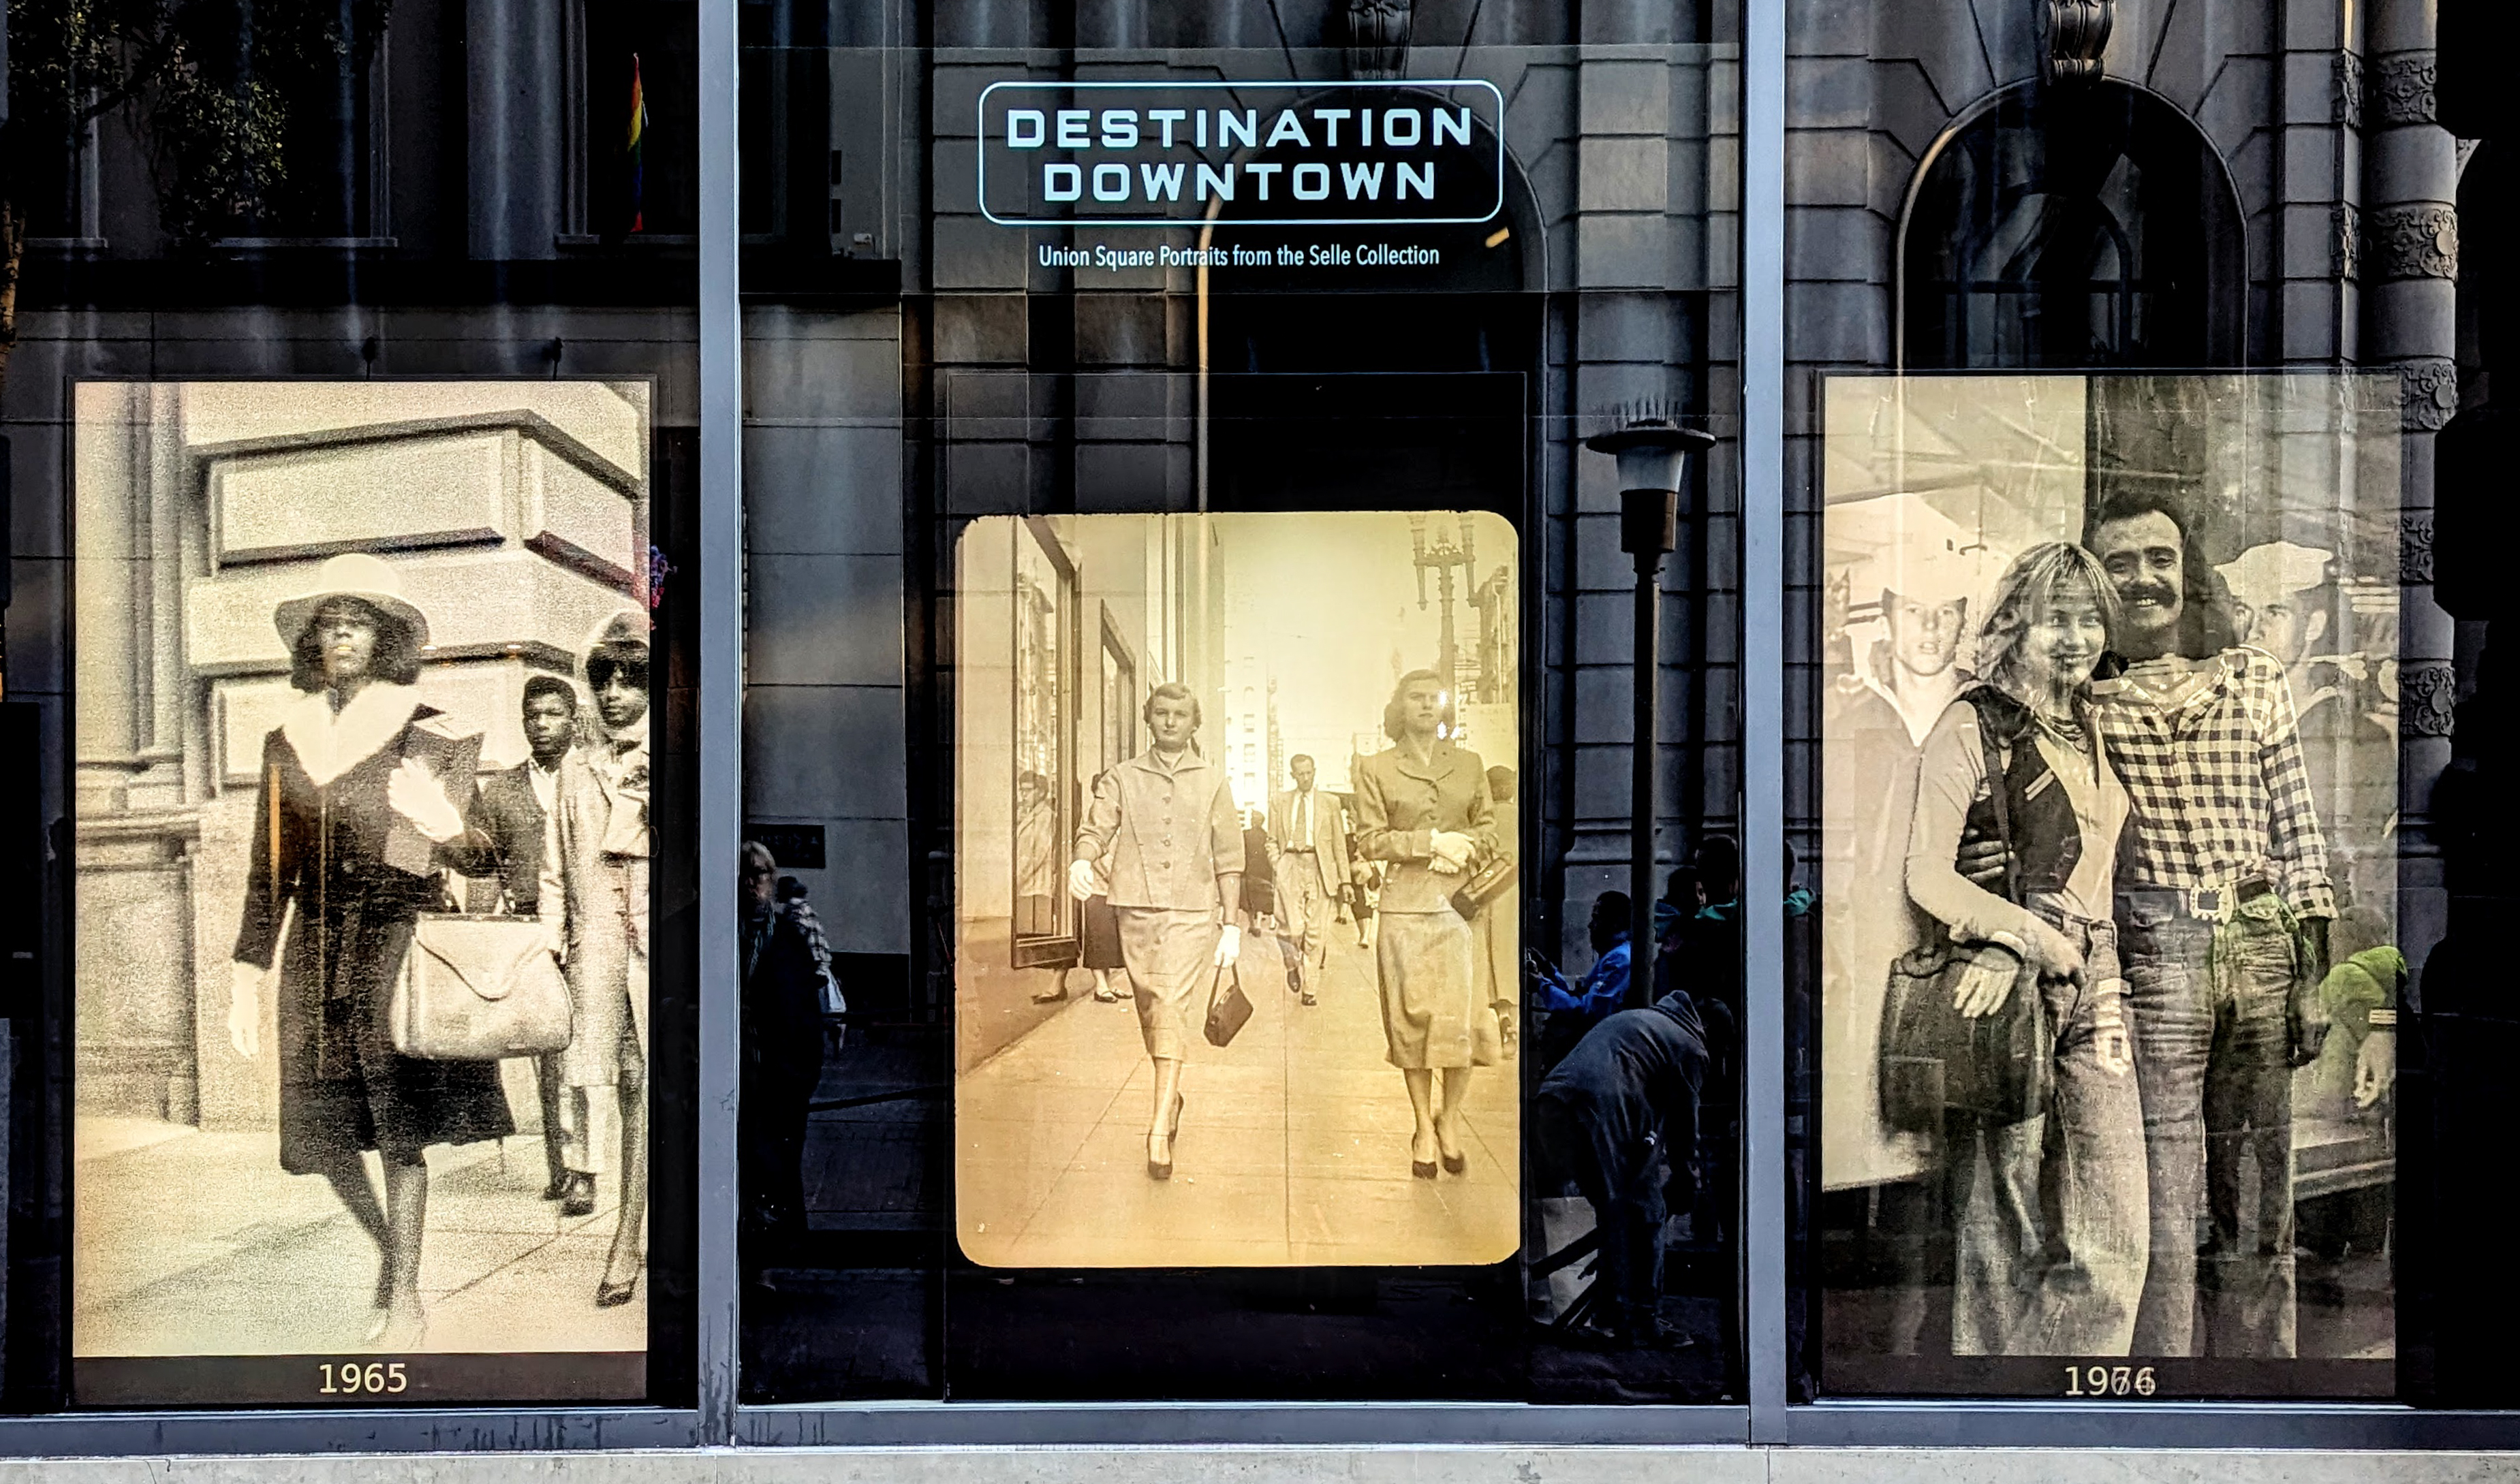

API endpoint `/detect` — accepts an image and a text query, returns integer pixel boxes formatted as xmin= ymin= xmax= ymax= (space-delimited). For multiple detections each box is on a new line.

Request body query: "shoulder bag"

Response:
xmin=1877 ymin=697 xmax=2053 ymax=1132
xmin=391 ymin=912 xmax=574 ymax=1060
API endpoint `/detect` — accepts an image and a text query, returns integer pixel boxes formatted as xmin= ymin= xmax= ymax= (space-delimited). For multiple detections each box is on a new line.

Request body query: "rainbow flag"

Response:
xmin=625 ymin=54 xmax=649 ymax=234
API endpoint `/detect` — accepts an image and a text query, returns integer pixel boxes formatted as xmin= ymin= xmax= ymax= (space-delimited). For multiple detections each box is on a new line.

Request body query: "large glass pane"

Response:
xmin=5 ymin=0 xmax=701 ymax=1408
xmin=739 ymin=7 xmax=1746 ymax=1404
xmin=1784 ymin=0 xmax=2498 ymax=1405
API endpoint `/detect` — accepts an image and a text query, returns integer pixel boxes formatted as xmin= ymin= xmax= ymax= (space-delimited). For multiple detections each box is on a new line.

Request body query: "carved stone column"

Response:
xmin=2361 ymin=0 xmax=2457 ymax=956
xmin=1343 ymin=0 xmax=1412 ymax=80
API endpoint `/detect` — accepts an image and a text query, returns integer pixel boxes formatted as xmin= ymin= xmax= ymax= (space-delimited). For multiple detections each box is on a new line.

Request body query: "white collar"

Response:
xmin=281 ymin=683 xmax=423 ymax=787
xmin=1863 ymin=666 xmax=1958 ymax=747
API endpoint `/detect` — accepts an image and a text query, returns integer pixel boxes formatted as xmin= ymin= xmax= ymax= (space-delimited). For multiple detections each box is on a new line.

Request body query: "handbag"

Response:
xmin=1202 ymin=961 xmax=1254 ymax=1047
xmin=390 ymin=913 xmax=574 ymax=1060
xmin=1876 ymin=696 xmax=2051 ymax=1131
xmin=1448 ymin=849 xmax=1517 ymax=919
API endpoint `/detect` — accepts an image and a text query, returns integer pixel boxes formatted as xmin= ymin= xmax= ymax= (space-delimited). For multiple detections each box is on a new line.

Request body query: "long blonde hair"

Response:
xmin=1969 ymin=541 xmax=2121 ymax=701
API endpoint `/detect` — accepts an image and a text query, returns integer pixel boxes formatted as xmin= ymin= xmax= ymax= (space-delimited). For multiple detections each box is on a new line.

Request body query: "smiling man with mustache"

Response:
xmin=2081 ymin=488 xmax=2333 ymax=1363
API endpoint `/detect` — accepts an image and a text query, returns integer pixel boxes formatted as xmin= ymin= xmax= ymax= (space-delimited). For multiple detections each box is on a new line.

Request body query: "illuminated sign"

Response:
xmin=976 ymin=80 xmax=1507 ymax=228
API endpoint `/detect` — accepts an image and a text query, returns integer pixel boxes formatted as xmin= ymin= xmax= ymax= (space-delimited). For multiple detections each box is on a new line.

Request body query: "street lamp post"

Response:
xmin=1583 ymin=415 xmax=1716 ymax=1002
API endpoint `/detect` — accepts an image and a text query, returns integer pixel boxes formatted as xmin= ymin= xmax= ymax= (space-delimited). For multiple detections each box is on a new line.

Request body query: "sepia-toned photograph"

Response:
xmin=1816 ymin=375 xmax=2401 ymax=1391
xmin=72 ymin=383 xmax=654 ymax=1403
xmin=954 ymin=511 xmax=1520 ymax=1269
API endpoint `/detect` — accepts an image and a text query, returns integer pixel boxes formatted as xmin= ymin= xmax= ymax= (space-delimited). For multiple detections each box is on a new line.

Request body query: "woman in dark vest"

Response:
xmin=1903 ymin=541 xmax=2147 ymax=1357
xmin=226 ymin=554 xmax=516 ymax=1348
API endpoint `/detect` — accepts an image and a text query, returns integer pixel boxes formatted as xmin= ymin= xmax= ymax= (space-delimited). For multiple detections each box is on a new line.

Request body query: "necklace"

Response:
xmin=2032 ymin=706 xmax=2087 ymax=749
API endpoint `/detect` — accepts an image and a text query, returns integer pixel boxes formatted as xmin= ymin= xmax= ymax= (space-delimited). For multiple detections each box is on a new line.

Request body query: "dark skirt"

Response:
xmin=1080 ymin=894 xmax=1125 ymax=970
xmin=277 ymin=897 xmax=516 ymax=1173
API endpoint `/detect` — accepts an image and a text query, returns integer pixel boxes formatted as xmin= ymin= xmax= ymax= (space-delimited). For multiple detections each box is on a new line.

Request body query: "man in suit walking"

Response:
xmin=452 ymin=673 xmax=581 ymax=1201
xmin=1266 ymin=754 xmax=1352 ymax=1006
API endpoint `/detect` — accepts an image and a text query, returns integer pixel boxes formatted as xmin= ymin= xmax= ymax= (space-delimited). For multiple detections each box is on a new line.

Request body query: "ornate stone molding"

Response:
xmin=2402 ymin=511 xmax=2435 ymax=584
xmin=2401 ymin=359 xmax=2460 ymax=431
xmin=2403 ymin=663 xmax=2457 ymax=738
xmin=2374 ymin=52 xmax=2438 ymax=127
xmin=2335 ymin=52 xmax=2365 ymax=127
xmin=1342 ymin=0 xmax=1412 ymax=80
xmin=2041 ymin=0 xmax=2115 ymax=82
xmin=2371 ymin=202 xmax=2459 ymax=280
xmin=2332 ymin=202 xmax=2361 ymax=280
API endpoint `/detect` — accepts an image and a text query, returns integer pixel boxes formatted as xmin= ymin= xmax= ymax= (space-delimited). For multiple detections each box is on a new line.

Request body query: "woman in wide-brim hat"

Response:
xmin=227 ymin=552 xmax=515 ymax=1348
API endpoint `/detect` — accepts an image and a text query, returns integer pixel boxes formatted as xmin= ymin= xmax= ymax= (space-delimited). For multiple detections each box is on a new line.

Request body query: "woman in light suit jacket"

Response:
xmin=1353 ymin=668 xmax=1497 ymax=1179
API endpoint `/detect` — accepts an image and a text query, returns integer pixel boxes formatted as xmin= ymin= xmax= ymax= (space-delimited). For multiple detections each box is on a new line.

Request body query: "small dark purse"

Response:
xmin=1203 ymin=962 xmax=1254 ymax=1047
xmin=1448 ymin=850 xmax=1517 ymax=919
xmin=1877 ymin=705 xmax=2053 ymax=1132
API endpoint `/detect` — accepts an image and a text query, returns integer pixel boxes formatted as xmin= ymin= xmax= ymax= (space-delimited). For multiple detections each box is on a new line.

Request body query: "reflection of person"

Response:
xmin=447 ymin=674 xmax=581 ymax=1201
xmin=1905 ymin=542 xmax=2147 ymax=1355
xmin=2312 ymin=913 xmax=2400 ymax=1111
xmin=226 ymin=554 xmax=516 ymax=1348
xmin=1534 ymin=989 xmax=1707 ymax=1348
xmin=2085 ymin=490 xmax=2333 ymax=1359
xmin=1474 ymin=765 xmax=1519 ymax=1055
xmin=1353 ymin=669 xmax=1497 ymax=1180
xmin=1267 ymin=754 xmax=1352 ymax=1007
xmin=741 ymin=840 xmax=828 ymax=1244
xmin=556 ymin=610 xmax=654 ymax=1307
xmin=1531 ymin=892 xmax=1632 ymax=1073
xmin=1014 ymin=771 xmax=1058 ymax=939
xmin=1068 ymin=682 xmax=1246 ymax=1181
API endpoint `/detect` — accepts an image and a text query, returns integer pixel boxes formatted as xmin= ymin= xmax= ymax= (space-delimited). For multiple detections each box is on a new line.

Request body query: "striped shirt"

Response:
xmin=2092 ymin=647 xmax=2336 ymax=919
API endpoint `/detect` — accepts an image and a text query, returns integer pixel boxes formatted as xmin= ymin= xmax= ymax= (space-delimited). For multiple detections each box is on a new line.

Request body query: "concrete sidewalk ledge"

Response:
xmin=0 ymin=1449 xmax=2511 ymax=1483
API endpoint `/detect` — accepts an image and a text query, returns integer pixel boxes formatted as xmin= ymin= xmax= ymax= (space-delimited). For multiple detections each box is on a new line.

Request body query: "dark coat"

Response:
xmin=742 ymin=903 xmax=828 ymax=1096
xmin=452 ymin=761 xmax=548 ymax=914
xmin=234 ymin=701 xmax=516 ymax=1173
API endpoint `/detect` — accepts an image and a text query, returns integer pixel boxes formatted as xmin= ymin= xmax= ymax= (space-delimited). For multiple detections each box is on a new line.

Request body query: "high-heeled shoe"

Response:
xmin=596 ymin=1273 xmax=640 ymax=1308
xmin=1147 ymin=1132 xmax=1173 ymax=1181
xmin=1437 ymin=1126 xmax=1467 ymax=1175
xmin=558 ymin=1170 xmax=596 ymax=1218
xmin=1411 ymin=1133 xmax=1439 ymax=1180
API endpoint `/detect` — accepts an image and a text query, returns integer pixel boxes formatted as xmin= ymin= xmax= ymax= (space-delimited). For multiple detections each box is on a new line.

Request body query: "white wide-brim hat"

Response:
xmin=272 ymin=552 xmax=433 ymax=652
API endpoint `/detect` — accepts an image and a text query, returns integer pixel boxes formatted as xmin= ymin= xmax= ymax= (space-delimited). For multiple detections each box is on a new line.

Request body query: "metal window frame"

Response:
xmin=17 ymin=0 xmax=2520 ymax=1455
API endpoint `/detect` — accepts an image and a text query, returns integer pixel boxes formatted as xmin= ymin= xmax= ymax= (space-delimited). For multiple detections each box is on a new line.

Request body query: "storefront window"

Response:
xmin=1786 ymin=0 xmax=2491 ymax=1410
xmin=3 ymin=0 xmax=702 ymax=1411
xmin=737 ymin=10 xmax=1747 ymax=1404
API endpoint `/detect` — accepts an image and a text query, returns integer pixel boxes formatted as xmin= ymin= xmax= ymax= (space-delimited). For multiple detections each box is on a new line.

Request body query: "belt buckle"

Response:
xmin=2190 ymin=887 xmax=2225 ymax=921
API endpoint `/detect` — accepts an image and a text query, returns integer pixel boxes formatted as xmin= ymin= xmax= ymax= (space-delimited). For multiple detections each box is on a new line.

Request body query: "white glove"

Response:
xmin=1429 ymin=830 xmax=1475 ymax=875
xmin=388 ymin=759 xmax=468 ymax=843
xmin=228 ymin=960 xmax=266 ymax=1058
xmin=1213 ymin=924 xmax=1242 ymax=968
xmin=1068 ymin=859 xmax=1100 ymax=902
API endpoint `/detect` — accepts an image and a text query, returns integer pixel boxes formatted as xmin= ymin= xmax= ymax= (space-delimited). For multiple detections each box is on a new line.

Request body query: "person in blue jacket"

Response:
xmin=1530 ymin=891 xmax=1634 ymax=1070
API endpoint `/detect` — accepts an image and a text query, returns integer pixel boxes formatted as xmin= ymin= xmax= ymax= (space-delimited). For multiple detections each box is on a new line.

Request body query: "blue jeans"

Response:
xmin=2118 ymin=891 xmax=2301 ymax=1359
xmin=1950 ymin=910 xmax=2150 ymax=1355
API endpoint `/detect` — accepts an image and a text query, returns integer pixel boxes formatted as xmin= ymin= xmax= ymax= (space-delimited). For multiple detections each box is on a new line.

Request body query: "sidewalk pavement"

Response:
xmin=955 ymin=920 xmax=1520 ymax=1267
xmin=74 ymin=1084 xmax=646 ymax=1357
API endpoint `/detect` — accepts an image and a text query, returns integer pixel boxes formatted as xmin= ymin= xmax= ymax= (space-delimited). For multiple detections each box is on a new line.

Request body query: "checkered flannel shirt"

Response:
xmin=2094 ymin=646 xmax=2337 ymax=919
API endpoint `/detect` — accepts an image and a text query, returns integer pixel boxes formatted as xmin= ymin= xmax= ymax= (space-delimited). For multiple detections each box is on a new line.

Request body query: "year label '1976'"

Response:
xmin=2064 ymin=1364 xmax=2156 ymax=1398
xmin=317 ymin=1360 xmax=409 ymax=1397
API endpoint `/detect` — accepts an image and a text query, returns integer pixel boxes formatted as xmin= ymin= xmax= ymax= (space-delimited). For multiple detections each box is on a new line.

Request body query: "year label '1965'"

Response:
xmin=317 ymin=1360 xmax=409 ymax=1397
xmin=2064 ymin=1364 xmax=2156 ymax=1398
